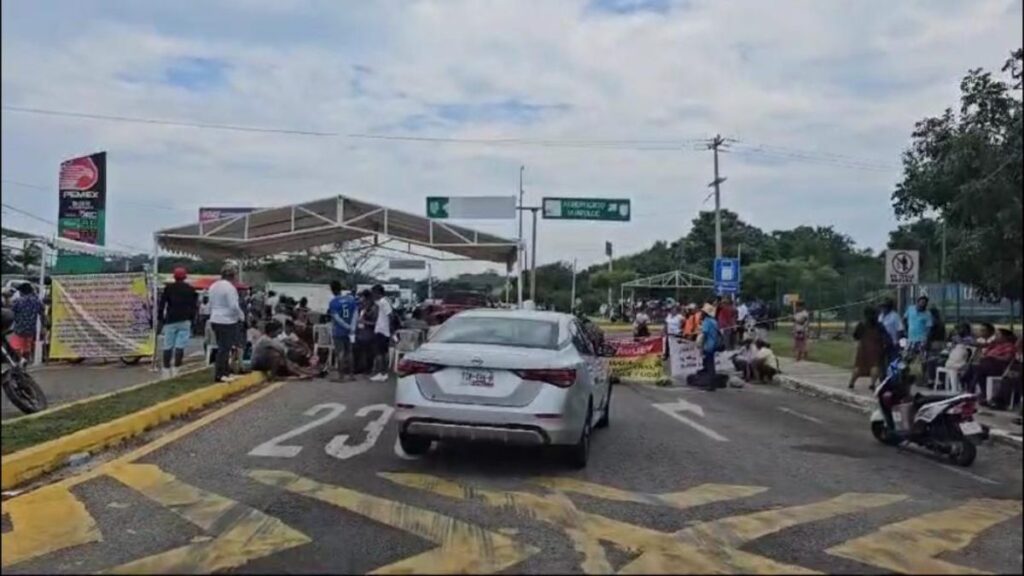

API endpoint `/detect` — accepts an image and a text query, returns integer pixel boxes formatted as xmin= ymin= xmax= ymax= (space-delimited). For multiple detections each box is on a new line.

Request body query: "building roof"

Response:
xmin=155 ymin=195 xmax=519 ymax=265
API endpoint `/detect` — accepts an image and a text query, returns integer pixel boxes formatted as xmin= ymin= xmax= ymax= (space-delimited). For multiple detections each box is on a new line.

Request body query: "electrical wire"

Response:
xmin=1 ymin=179 xmax=183 ymax=212
xmin=0 ymin=201 xmax=149 ymax=253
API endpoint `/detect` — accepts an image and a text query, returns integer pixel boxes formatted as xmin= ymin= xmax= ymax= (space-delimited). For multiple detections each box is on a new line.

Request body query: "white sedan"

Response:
xmin=394 ymin=309 xmax=612 ymax=468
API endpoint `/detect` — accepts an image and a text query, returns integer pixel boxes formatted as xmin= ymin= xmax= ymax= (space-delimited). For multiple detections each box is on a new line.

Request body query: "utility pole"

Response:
xmin=530 ymin=207 xmax=539 ymax=302
xmin=517 ymin=165 xmax=525 ymax=307
xmin=707 ymin=135 xmax=728 ymax=260
xmin=607 ymin=245 xmax=614 ymax=315
xmin=570 ymin=258 xmax=577 ymax=313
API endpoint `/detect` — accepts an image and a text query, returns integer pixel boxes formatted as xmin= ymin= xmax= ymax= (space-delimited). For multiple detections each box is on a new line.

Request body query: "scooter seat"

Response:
xmin=912 ymin=392 xmax=960 ymax=408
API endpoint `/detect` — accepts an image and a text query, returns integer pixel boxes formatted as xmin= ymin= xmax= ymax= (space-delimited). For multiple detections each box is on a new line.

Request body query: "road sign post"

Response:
xmin=542 ymin=198 xmax=631 ymax=221
xmin=714 ymin=257 xmax=741 ymax=296
xmin=885 ymin=249 xmax=920 ymax=286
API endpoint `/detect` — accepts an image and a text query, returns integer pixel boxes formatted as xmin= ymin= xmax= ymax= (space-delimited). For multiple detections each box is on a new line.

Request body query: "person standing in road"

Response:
xmin=158 ymin=267 xmax=198 ymax=379
xmin=717 ymin=297 xmax=738 ymax=350
xmin=697 ymin=303 xmax=720 ymax=391
xmin=736 ymin=298 xmax=750 ymax=343
xmin=792 ymin=301 xmax=810 ymax=362
xmin=904 ymin=296 xmax=933 ymax=352
xmin=208 ymin=265 xmax=245 ymax=383
xmin=9 ymin=283 xmax=46 ymax=360
xmin=683 ymin=303 xmax=701 ymax=340
xmin=328 ymin=281 xmax=358 ymax=381
xmin=664 ymin=305 xmax=684 ymax=360
xmin=370 ymin=284 xmax=393 ymax=382
xmin=849 ymin=306 xmax=885 ymax=391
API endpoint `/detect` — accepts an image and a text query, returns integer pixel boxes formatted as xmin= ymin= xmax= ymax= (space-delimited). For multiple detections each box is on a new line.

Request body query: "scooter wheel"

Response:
xmin=949 ymin=440 xmax=977 ymax=467
xmin=871 ymin=421 xmax=901 ymax=446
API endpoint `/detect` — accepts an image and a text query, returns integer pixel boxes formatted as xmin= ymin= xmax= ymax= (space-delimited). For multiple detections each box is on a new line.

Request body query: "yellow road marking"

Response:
xmin=102 ymin=463 xmax=310 ymax=574
xmin=534 ymin=476 xmax=767 ymax=509
xmin=1 ymin=484 xmax=102 ymax=567
xmin=619 ymin=492 xmax=908 ymax=574
xmin=249 ymin=469 xmax=538 ymax=574
xmin=827 ymin=498 xmax=1024 ymax=574
xmin=384 ymin=473 xmax=909 ymax=575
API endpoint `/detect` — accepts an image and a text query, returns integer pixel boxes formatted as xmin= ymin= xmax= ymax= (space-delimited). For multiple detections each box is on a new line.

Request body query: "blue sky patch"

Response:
xmin=163 ymin=57 xmax=230 ymax=91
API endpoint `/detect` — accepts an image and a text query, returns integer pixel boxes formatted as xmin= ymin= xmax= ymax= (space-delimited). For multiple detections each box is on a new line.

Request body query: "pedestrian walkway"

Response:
xmin=774 ymin=357 xmax=1023 ymax=448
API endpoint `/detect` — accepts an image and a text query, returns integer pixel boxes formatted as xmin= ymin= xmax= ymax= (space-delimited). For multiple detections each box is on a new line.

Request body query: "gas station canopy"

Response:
xmin=155 ymin=195 xmax=519 ymax=264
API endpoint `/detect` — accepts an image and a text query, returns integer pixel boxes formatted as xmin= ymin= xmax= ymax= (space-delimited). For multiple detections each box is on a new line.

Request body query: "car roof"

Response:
xmin=454 ymin=308 xmax=573 ymax=324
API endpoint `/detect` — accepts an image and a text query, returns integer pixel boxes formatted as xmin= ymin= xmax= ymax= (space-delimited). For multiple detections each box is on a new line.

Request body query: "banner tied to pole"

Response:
xmin=49 ymin=273 xmax=156 ymax=360
xmin=608 ymin=336 xmax=664 ymax=381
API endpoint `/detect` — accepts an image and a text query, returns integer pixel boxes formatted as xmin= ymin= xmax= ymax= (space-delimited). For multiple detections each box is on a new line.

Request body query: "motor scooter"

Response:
xmin=870 ymin=341 xmax=988 ymax=467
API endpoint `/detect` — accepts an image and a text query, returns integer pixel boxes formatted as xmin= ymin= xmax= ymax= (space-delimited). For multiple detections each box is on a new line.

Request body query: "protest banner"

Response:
xmin=49 ymin=273 xmax=156 ymax=360
xmin=607 ymin=336 xmax=664 ymax=381
xmin=668 ymin=337 xmax=736 ymax=379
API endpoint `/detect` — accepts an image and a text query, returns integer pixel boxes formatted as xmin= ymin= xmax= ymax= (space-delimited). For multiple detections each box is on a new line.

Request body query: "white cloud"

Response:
xmin=1 ymin=0 xmax=1020 ymax=277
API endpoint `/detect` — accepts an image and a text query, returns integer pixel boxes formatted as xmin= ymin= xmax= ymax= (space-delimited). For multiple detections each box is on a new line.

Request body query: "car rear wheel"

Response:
xmin=567 ymin=402 xmax=592 ymax=469
xmin=398 ymin=432 xmax=431 ymax=456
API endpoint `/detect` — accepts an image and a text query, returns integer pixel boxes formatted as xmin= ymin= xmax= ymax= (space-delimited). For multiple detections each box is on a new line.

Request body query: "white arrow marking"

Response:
xmin=777 ymin=407 xmax=823 ymax=424
xmin=652 ymin=401 xmax=728 ymax=442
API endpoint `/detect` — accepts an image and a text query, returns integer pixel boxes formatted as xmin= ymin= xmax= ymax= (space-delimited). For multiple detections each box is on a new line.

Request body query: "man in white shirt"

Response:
xmin=370 ymin=284 xmax=393 ymax=381
xmin=663 ymin=306 xmax=684 ymax=360
xmin=736 ymin=299 xmax=750 ymax=342
xmin=208 ymin=265 xmax=245 ymax=383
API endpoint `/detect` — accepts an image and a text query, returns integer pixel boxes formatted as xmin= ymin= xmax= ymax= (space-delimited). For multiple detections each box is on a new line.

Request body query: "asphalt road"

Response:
xmin=3 ymin=376 xmax=1022 ymax=574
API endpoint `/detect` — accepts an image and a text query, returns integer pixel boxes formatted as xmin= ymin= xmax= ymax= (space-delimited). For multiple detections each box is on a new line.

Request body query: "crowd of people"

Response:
xmin=164 ymin=266 xmax=429 ymax=384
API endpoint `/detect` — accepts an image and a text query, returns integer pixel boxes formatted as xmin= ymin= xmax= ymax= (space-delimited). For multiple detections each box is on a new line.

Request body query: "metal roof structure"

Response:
xmin=621 ymin=270 xmax=715 ymax=290
xmin=155 ymin=195 xmax=519 ymax=265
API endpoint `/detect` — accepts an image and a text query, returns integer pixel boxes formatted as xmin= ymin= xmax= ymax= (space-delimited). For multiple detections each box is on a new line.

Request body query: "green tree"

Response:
xmin=893 ymin=48 xmax=1022 ymax=300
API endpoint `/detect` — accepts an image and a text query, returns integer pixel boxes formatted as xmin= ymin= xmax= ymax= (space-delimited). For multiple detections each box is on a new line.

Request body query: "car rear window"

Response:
xmin=430 ymin=317 xmax=559 ymax=349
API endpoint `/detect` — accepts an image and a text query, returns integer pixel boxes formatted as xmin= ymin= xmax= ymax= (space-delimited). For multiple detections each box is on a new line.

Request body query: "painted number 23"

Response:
xmin=248 ymin=402 xmax=394 ymax=460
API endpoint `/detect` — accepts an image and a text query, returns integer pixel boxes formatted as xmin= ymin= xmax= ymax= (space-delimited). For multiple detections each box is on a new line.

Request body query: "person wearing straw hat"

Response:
xmin=697 ymin=302 xmax=721 ymax=391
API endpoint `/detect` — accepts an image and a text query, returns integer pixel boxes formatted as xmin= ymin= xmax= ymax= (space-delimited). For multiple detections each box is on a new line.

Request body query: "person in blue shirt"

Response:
xmin=904 ymin=296 xmax=934 ymax=350
xmin=877 ymin=298 xmax=903 ymax=360
xmin=328 ymin=280 xmax=359 ymax=381
xmin=699 ymin=302 xmax=720 ymax=392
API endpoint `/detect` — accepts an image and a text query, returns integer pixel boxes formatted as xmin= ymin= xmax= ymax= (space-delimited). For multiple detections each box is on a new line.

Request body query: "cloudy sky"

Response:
xmin=2 ymin=0 xmax=1021 ymax=278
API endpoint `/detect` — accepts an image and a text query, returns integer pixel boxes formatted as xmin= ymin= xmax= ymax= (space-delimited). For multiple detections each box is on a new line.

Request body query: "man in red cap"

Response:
xmin=158 ymin=267 xmax=198 ymax=378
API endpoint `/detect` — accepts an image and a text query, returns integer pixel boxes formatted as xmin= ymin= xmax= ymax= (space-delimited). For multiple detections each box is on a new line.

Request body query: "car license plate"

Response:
xmin=461 ymin=369 xmax=494 ymax=388
xmin=960 ymin=421 xmax=983 ymax=436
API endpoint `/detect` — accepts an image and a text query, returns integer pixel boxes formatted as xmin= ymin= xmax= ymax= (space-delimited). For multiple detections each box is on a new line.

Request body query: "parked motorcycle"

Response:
xmin=870 ymin=342 xmax=987 ymax=467
xmin=1 ymin=308 xmax=48 ymax=414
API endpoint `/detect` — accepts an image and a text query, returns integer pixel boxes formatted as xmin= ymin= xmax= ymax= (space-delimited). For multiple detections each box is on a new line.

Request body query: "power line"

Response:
xmin=0 ymin=201 xmax=149 ymax=253
xmin=4 ymin=104 xmax=898 ymax=167
xmin=1 ymin=179 xmax=183 ymax=212
xmin=1 ymin=105 xmax=337 ymax=136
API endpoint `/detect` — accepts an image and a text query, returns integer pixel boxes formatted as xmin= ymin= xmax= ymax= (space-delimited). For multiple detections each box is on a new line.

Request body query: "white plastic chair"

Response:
xmin=313 ymin=323 xmax=334 ymax=368
xmin=391 ymin=329 xmax=424 ymax=371
xmin=935 ymin=367 xmax=962 ymax=393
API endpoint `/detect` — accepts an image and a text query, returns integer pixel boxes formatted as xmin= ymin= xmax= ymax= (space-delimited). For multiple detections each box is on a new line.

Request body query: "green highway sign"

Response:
xmin=426 ymin=197 xmax=450 ymax=219
xmin=426 ymin=196 xmax=516 ymax=220
xmin=542 ymin=197 xmax=631 ymax=221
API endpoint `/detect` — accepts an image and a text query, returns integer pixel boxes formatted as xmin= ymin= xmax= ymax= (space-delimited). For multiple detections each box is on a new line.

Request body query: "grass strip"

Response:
xmin=1 ymin=369 xmax=215 ymax=455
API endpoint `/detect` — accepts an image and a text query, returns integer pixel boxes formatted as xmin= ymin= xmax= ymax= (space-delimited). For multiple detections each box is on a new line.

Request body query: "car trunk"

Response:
xmin=410 ymin=343 xmax=571 ymax=407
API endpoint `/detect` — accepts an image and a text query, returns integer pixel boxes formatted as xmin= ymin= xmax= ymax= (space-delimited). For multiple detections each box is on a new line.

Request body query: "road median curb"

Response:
xmin=774 ymin=373 xmax=1023 ymax=451
xmin=0 ymin=372 xmax=266 ymax=490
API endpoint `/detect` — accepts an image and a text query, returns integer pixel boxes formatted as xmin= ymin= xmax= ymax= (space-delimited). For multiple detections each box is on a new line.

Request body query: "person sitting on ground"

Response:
xmin=731 ymin=337 xmax=757 ymax=381
xmin=750 ymin=340 xmax=779 ymax=383
xmin=849 ymin=306 xmax=886 ymax=391
xmin=967 ymin=328 xmax=1018 ymax=397
xmin=251 ymin=320 xmax=319 ymax=380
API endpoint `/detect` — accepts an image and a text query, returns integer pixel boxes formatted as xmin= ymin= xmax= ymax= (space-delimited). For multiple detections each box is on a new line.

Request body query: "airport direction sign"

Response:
xmin=542 ymin=197 xmax=631 ymax=221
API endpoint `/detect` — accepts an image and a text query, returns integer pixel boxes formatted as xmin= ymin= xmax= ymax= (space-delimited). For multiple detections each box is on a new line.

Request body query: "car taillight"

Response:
xmin=397 ymin=359 xmax=442 ymax=377
xmin=514 ymin=368 xmax=577 ymax=388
